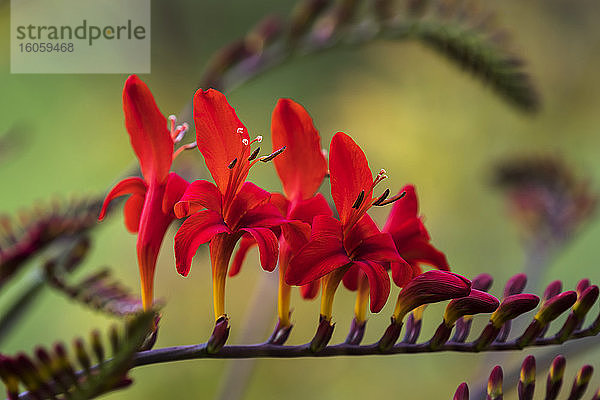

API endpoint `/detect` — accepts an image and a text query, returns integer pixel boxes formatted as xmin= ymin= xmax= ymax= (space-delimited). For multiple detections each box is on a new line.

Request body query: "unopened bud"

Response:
xmin=472 ymin=273 xmax=493 ymax=292
xmin=207 ymin=316 xmax=230 ymax=354
xmin=558 ymin=285 xmax=599 ymax=341
xmin=576 ymin=279 xmax=591 ymax=297
xmin=568 ymin=365 xmax=593 ymax=400
xmin=490 ymin=294 xmax=540 ymax=328
xmin=590 ymin=387 xmax=600 ymax=400
xmin=310 ymin=316 xmax=335 ymax=353
xmin=393 ymin=271 xmax=471 ymax=322
xmin=0 ymin=355 xmax=19 ymax=400
xmin=74 ymin=338 xmax=91 ymax=372
xmin=90 ymin=329 xmax=104 ymax=363
xmin=518 ymin=355 xmax=536 ymax=400
xmin=503 ymin=273 xmax=527 ymax=298
xmin=487 ymin=366 xmax=503 ymax=400
xmin=542 ymin=280 xmax=563 ymax=304
xmin=444 ymin=290 xmax=499 ymax=325
xmin=546 ymin=355 xmax=566 ymax=400
xmin=453 ymin=382 xmax=469 ymax=400
xmin=535 ymin=291 xmax=577 ymax=325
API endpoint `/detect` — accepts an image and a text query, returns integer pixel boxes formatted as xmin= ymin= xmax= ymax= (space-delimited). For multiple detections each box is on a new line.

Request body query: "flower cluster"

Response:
xmin=98 ymin=75 xmax=451 ymax=349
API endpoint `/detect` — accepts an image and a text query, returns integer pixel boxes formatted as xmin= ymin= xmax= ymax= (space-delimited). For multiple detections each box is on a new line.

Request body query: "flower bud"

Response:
xmin=576 ymin=279 xmax=591 ymax=296
xmin=444 ymin=290 xmax=500 ymax=325
xmin=90 ymin=329 xmax=104 ymax=363
xmin=207 ymin=315 xmax=230 ymax=354
xmin=453 ymin=382 xmax=469 ymax=400
xmin=0 ymin=355 xmax=19 ymax=400
xmin=568 ymin=365 xmax=593 ymax=400
xmin=558 ymin=285 xmax=599 ymax=340
xmin=393 ymin=271 xmax=471 ymax=322
xmin=545 ymin=355 xmax=565 ymax=400
xmin=74 ymin=338 xmax=91 ymax=372
xmin=518 ymin=355 xmax=536 ymax=400
xmin=503 ymin=273 xmax=527 ymax=297
xmin=490 ymin=294 xmax=540 ymax=328
xmin=345 ymin=318 xmax=366 ymax=345
xmin=472 ymin=273 xmax=494 ymax=292
xmin=542 ymin=280 xmax=563 ymax=304
xmin=591 ymin=387 xmax=600 ymax=400
xmin=310 ymin=316 xmax=335 ymax=353
xmin=535 ymin=291 xmax=577 ymax=325
xmin=487 ymin=365 xmax=503 ymax=400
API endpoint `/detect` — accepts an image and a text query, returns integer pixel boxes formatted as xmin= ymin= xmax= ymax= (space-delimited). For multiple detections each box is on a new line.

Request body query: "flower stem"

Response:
xmin=210 ymin=234 xmax=239 ymax=320
xmin=320 ymin=267 xmax=348 ymax=320
xmin=353 ymin=274 xmax=369 ymax=324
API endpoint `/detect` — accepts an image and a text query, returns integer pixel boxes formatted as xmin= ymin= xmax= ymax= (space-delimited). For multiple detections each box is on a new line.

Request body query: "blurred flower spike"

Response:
xmin=173 ymin=88 xmax=287 ymax=327
xmin=98 ymin=75 xmax=191 ymax=311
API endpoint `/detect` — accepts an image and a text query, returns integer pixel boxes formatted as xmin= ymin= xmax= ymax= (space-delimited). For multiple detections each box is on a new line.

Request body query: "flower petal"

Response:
xmin=300 ymin=281 xmax=321 ymax=300
xmin=390 ymin=259 xmax=419 ymax=288
xmin=162 ymin=172 xmax=190 ymax=215
xmin=286 ymin=216 xmax=350 ymax=285
xmin=238 ymin=203 xmax=286 ymax=229
xmin=270 ymin=192 xmax=290 ymax=216
xmin=399 ymin=238 xmax=450 ymax=271
xmin=329 ymin=132 xmax=374 ymax=227
xmin=228 ymin=234 xmax=256 ymax=277
xmin=342 ymin=263 xmax=361 ymax=291
xmin=271 ymin=98 xmax=327 ymax=200
xmin=123 ymin=193 xmax=145 ymax=233
xmin=352 ymin=232 xmax=402 ymax=263
xmin=123 ymin=75 xmax=173 ymax=183
xmin=343 ymin=214 xmax=381 ymax=255
xmin=281 ymin=220 xmax=311 ymax=253
xmin=288 ymin=194 xmax=332 ymax=224
xmin=240 ymin=227 xmax=279 ymax=272
xmin=174 ymin=210 xmax=230 ymax=276
xmin=383 ymin=185 xmax=418 ymax=229
xmin=98 ymin=177 xmax=147 ymax=220
xmin=225 ymin=182 xmax=271 ymax=228
xmin=356 ymin=260 xmax=391 ymax=313
xmin=174 ymin=179 xmax=223 ymax=218
xmin=193 ymin=88 xmax=250 ymax=195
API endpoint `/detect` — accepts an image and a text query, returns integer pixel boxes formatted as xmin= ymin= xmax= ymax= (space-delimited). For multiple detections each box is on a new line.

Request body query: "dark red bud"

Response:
xmin=472 ymin=273 xmax=493 ymax=292
xmin=490 ymin=294 xmax=540 ymax=328
xmin=568 ymin=365 xmax=593 ymax=400
xmin=545 ymin=355 xmax=565 ymax=400
xmin=573 ymin=285 xmax=599 ymax=318
xmin=453 ymin=382 xmax=469 ymax=400
xmin=487 ymin=366 xmax=503 ymax=400
xmin=518 ymin=355 xmax=536 ymax=400
xmin=542 ymin=280 xmax=563 ymax=303
xmin=503 ymin=273 xmax=527 ymax=298
xmin=576 ymin=279 xmax=591 ymax=297
xmin=207 ymin=316 xmax=230 ymax=354
xmin=535 ymin=291 xmax=577 ymax=324
xmin=444 ymin=290 xmax=500 ymax=325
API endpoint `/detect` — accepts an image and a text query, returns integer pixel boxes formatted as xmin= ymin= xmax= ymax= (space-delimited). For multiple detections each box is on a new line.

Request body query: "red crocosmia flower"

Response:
xmin=173 ymin=89 xmax=286 ymax=321
xmin=98 ymin=75 xmax=191 ymax=311
xmin=228 ymin=99 xmax=331 ymax=331
xmin=287 ymin=132 xmax=409 ymax=323
xmin=383 ymin=184 xmax=449 ymax=287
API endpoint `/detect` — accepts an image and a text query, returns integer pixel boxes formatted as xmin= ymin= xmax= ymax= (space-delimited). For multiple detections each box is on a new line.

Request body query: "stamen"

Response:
xmin=172 ymin=141 xmax=197 ymax=160
xmin=248 ymin=147 xmax=261 ymax=161
xmin=168 ymin=115 xmax=177 ymax=132
xmin=372 ymin=188 xmax=390 ymax=206
xmin=242 ymin=138 xmax=249 ymax=146
xmin=228 ymin=158 xmax=238 ymax=169
xmin=173 ymin=122 xmax=190 ymax=143
xmin=372 ymin=169 xmax=388 ymax=188
xmin=352 ymin=190 xmax=365 ymax=209
xmin=260 ymin=146 xmax=286 ymax=162
xmin=375 ymin=191 xmax=406 ymax=206
xmin=249 ymin=135 xmax=263 ymax=145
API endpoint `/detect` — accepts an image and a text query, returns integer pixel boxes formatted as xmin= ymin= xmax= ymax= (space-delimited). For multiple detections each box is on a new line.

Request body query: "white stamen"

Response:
xmin=242 ymin=138 xmax=249 ymax=145
xmin=256 ymin=135 xmax=263 ymax=143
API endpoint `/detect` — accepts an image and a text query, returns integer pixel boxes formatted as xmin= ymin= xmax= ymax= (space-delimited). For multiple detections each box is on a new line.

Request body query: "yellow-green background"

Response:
xmin=1 ymin=1 xmax=600 ymax=398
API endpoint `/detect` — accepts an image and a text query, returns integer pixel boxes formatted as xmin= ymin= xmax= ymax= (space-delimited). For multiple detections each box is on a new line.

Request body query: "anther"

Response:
xmin=228 ymin=158 xmax=238 ymax=169
xmin=242 ymin=138 xmax=249 ymax=146
xmin=375 ymin=191 xmax=406 ymax=206
xmin=260 ymin=146 xmax=286 ymax=162
xmin=248 ymin=147 xmax=261 ymax=161
xmin=372 ymin=188 xmax=390 ymax=206
xmin=352 ymin=190 xmax=365 ymax=209
xmin=250 ymin=135 xmax=263 ymax=145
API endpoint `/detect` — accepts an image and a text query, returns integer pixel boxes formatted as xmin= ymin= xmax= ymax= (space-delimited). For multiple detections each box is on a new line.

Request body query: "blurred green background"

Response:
xmin=2 ymin=0 xmax=600 ymax=398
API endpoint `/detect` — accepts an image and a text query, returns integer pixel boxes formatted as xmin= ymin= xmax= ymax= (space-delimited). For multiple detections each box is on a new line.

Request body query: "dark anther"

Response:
xmin=228 ymin=158 xmax=238 ymax=169
xmin=375 ymin=191 xmax=406 ymax=206
xmin=352 ymin=190 xmax=365 ymax=209
xmin=260 ymin=146 xmax=286 ymax=162
xmin=373 ymin=188 xmax=390 ymax=206
xmin=248 ymin=147 xmax=261 ymax=161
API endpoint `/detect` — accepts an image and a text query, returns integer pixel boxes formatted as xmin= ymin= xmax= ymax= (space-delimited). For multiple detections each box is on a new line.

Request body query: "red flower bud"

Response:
xmin=568 ymin=365 xmax=593 ymax=400
xmin=393 ymin=271 xmax=471 ymax=322
xmin=542 ymin=280 xmax=563 ymax=303
xmin=487 ymin=365 xmax=503 ymax=400
xmin=453 ymin=382 xmax=469 ymax=400
xmin=490 ymin=294 xmax=540 ymax=328
xmin=518 ymin=355 xmax=536 ymax=400
xmin=535 ymin=291 xmax=577 ymax=324
xmin=472 ymin=273 xmax=493 ymax=292
xmin=503 ymin=273 xmax=527 ymax=297
xmin=444 ymin=290 xmax=500 ymax=325
xmin=545 ymin=355 xmax=566 ymax=400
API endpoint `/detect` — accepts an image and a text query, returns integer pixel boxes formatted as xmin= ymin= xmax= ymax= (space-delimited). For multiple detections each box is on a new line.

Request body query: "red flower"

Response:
xmin=173 ymin=89 xmax=285 ymax=321
xmin=98 ymin=75 xmax=190 ymax=310
xmin=383 ymin=184 xmax=449 ymax=287
xmin=286 ymin=132 xmax=407 ymax=321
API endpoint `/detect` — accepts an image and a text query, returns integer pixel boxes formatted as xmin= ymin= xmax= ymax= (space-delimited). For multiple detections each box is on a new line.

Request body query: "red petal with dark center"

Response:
xmin=329 ymin=132 xmax=374 ymax=227
xmin=162 ymin=173 xmax=190 ymax=216
xmin=123 ymin=193 xmax=145 ymax=233
xmin=174 ymin=210 xmax=230 ymax=276
xmin=228 ymin=234 xmax=256 ymax=277
xmin=241 ymin=227 xmax=279 ymax=272
xmin=271 ymin=98 xmax=327 ymax=201
xmin=98 ymin=177 xmax=147 ymax=220
xmin=193 ymin=88 xmax=250 ymax=195
xmin=343 ymin=214 xmax=381 ymax=255
xmin=225 ymin=182 xmax=271 ymax=228
xmin=356 ymin=260 xmax=391 ymax=313
xmin=174 ymin=179 xmax=223 ymax=218
xmin=123 ymin=75 xmax=173 ymax=183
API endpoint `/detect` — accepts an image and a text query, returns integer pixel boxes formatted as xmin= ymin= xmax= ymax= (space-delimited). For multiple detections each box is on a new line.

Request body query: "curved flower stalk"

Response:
xmin=286 ymin=132 xmax=409 ymax=349
xmin=227 ymin=98 xmax=331 ymax=344
xmin=173 ymin=89 xmax=286 ymax=342
xmin=98 ymin=75 xmax=191 ymax=311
